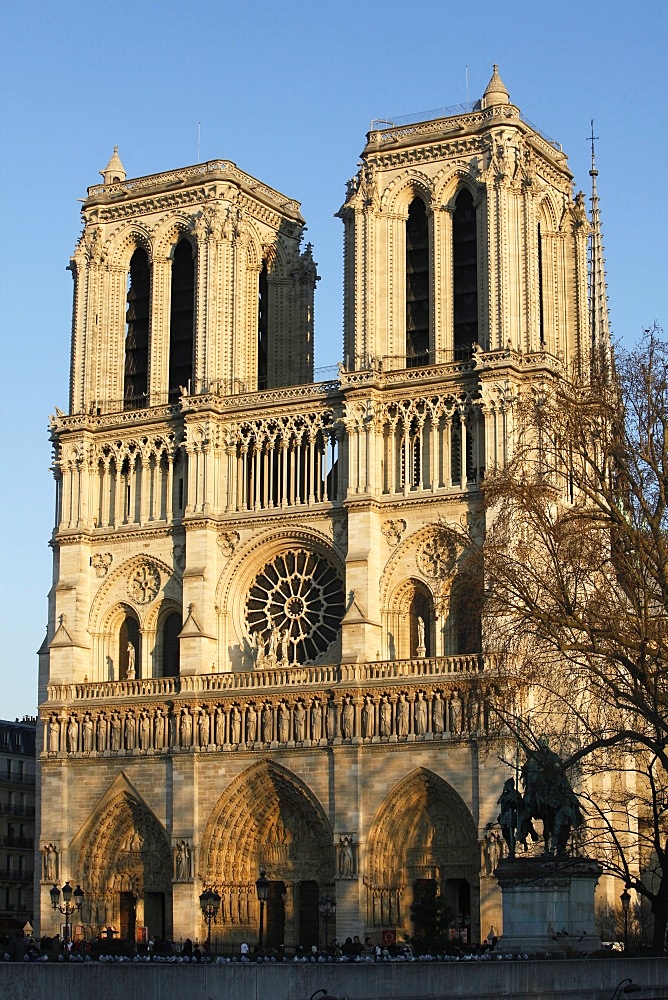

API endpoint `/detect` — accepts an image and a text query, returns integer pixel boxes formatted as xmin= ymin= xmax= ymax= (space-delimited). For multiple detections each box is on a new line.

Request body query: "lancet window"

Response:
xmin=168 ymin=240 xmax=195 ymax=397
xmin=406 ymin=198 xmax=430 ymax=367
xmin=452 ymin=188 xmax=478 ymax=356
xmin=159 ymin=612 xmax=181 ymax=678
xmin=257 ymin=259 xmax=269 ymax=391
xmin=124 ymin=248 xmax=150 ymax=409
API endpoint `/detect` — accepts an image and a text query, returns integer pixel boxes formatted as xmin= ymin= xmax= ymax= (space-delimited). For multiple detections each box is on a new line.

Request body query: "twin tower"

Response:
xmin=38 ymin=69 xmax=592 ymax=949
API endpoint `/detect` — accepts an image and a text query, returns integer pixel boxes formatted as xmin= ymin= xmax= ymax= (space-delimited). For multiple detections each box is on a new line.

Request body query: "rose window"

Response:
xmin=245 ymin=549 xmax=345 ymax=664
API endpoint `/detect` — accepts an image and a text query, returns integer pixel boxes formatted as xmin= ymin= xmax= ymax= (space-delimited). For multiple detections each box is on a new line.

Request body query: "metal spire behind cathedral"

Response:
xmin=587 ymin=120 xmax=613 ymax=382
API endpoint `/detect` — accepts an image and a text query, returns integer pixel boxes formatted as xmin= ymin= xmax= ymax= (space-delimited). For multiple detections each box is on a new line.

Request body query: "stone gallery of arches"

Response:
xmin=37 ymin=68 xmax=605 ymax=948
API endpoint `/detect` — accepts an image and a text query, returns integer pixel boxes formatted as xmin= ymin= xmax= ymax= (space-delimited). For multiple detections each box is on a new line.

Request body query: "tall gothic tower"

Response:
xmin=38 ymin=69 xmax=592 ymax=949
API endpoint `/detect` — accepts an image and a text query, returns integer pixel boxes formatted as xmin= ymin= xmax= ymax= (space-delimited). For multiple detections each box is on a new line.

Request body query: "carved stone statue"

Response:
xmin=417 ymin=616 xmax=426 ymax=652
xmin=339 ymin=835 xmax=354 ymax=877
xmin=379 ymin=696 xmax=392 ymax=737
xmin=396 ymin=694 xmax=409 ymax=737
xmin=175 ymin=840 xmax=191 ymax=881
xmin=49 ymin=716 xmax=60 ymax=752
xmin=83 ymin=714 xmax=94 ymax=752
xmin=126 ymin=641 xmax=136 ymax=679
xmin=67 ymin=716 xmax=78 ymax=753
xmin=154 ymin=708 xmax=166 ymax=749
xmin=262 ymin=703 xmax=273 ymax=742
xmin=432 ymin=693 xmax=444 ymax=734
xmin=44 ymin=843 xmax=58 ymax=882
xmin=341 ymin=696 xmax=354 ymax=738
xmin=293 ymin=701 xmax=305 ymax=742
xmin=414 ymin=692 xmax=427 ymax=736
xmin=198 ymin=710 xmax=210 ymax=747
xmin=278 ymin=702 xmax=290 ymax=742
xmin=231 ymin=705 xmax=242 ymax=743
xmin=362 ymin=696 xmax=374 ymax=738
xmin=246 ymin=704 xmax=257 ymax=742
xmin=311 ymin=699 xmax=323 ymax=741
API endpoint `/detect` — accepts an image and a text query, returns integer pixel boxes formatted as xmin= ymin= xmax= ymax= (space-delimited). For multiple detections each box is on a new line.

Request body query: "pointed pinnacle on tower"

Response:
xmin=100 ymin=146 xmax=126 ymax=185
xmin=481 ymin=65 xmax=510 ymax=108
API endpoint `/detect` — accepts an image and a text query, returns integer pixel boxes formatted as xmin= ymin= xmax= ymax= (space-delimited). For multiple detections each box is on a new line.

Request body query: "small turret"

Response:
xmin=100 ymin=146 xmax=126 ymax=185
xmin=481 ymin=64 xmax=510 ymax=108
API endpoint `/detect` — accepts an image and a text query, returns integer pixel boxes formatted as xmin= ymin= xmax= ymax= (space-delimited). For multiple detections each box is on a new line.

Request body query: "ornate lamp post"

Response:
xmin=620 ymin=888 xmax=631 ymax=952
xmin=255 ymin=870 xmax=269 ymax=952
xmin=318 ymin=893 xmax=336 ymax=950
xmin=199 ymin=888 xmax=221 ymax=954
xmin=50 ymin=881 xmax=84 ymax=951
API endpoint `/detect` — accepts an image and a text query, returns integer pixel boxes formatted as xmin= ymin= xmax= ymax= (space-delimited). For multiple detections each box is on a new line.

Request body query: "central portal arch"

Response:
xmin=199 ymin=760 xmax=334 ymax=949
xmin=366 ymin=768 xmax=480 ymax=941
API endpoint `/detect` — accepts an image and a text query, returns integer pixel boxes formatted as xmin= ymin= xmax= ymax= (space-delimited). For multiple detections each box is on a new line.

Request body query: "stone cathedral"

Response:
xmin=37 ymin=68 xmax=595 ymax=948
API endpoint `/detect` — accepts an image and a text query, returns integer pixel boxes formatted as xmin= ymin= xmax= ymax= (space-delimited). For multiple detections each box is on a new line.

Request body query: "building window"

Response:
xmin=258 ymin=259 xmax=269 ymax=390
xmin=406 ymin=198 xmax=429 ymax=367
xmin=169 ymin=239 xmax=195 ymax=397
xmin=160 ymin=612 xmax=181 ymax=678
xmin=453 ymin=188 xmax=478 ymax=356
xmin=124 ymin=248 xmax=150 ymax=409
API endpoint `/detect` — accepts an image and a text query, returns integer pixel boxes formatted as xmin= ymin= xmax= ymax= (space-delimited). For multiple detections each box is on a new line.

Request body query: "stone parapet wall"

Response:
xmin=2 ymin=958 xmax=667 ymax=1000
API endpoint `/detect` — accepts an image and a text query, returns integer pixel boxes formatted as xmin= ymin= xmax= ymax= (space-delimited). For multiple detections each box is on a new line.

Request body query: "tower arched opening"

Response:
xmin=406 ymin=197 xmax=430 ymax=368
xmin=168 ymin=239 xmax=195 ymax=397
xmin=124 ymin=247 xmax=150 ymax=409
xmin=452 ymin=188 xmax=478 ymax=357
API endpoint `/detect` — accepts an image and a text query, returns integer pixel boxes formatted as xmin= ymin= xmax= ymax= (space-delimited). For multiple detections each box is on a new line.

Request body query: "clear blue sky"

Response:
xmin=0 ymin=0 xmax=665 ymax=722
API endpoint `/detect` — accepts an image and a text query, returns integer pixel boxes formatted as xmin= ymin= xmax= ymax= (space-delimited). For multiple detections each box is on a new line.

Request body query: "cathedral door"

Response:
xmin=266 ymin=880 xmax=285 ymax=950
xmin=144 ymin=892 xmax=165 ymax=940
xmin=297 ymin=880 xmax=319 ymax=948
xmin=120 ymin=891 xmax=136 ymax=941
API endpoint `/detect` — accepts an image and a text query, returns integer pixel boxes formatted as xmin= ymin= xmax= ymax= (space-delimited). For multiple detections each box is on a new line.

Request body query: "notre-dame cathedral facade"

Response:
xmin=37 ymin=68 xmax=595 ymax=948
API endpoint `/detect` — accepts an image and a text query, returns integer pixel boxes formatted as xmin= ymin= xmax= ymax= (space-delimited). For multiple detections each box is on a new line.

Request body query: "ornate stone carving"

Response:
xmin=91 ymin=552 xmax=113 ymax=578
xmin=338 ymin=834 xmax=355 ymax=877
xmin=417 ymin=534 xmax=458 ymax=580
xmin=174 ymin=839 xmax=192 ymax=881
xmin=381 ymin=519 xmax=406 ymax=546
xmin=127 ymin=562 xmax=161 ymax=604
xmin=218 ymin=530 xmax=240 ymax=557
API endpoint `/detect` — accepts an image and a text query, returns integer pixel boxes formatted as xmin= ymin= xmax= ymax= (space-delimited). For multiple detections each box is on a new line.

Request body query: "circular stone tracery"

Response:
xmin=245 ymin=549 xmax=345 ymax=664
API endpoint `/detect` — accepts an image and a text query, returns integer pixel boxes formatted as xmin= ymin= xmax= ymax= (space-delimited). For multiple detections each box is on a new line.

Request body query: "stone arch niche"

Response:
xmin=388 ymin=578 xmax=434 ymax=660
xmin=72 ymin=787 xmax=172 ymax=942
xmin=199 ymin=760 xmax=334 ymax=949
xmin=365 ymin=768 xmax=480 ymax=940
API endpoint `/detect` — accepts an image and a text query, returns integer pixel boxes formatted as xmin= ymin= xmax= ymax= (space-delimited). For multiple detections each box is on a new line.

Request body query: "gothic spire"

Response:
xmin=587 ymin=120 xmax=613 ymax=382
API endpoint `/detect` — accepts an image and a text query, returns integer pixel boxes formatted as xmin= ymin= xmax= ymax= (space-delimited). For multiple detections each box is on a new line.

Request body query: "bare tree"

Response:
xmin=440 ymin=325 xmax=668 ymax=953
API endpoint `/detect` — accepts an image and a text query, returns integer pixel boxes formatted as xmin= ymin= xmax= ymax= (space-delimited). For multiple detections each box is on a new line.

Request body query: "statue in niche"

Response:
xmin=67 ymin=716 xmax=79 ymax=753
xmin=49 ymin=716 xmax=60 ymax=752
xmin=311 ymin=699 xmax=323 ymax=740
xmin=261 ymin=703 xmax=272 ymax=742
xmin=180 ymin=708 xmax=193 ymax=747
xmin=450 ymin=691 xmax=462 ymax=734
xmin=198 ymin=710 xmax=210 ymax=747
xmin=396 ymin=693 xmax=409 ymax=737
xmin=417 ymin=616 xmax=426 ymax=651
xmin=139 ymin=711 xmax=150 ymax=750
xmin=379 ymin=696 xmax=392 ymax=737
xmin=125 ymin=713 xmax=136 ymax=750
xmin=230 ymin=705 xmax=242 ymax=743
xmin=44 ymin=844 xmax=58 ymax=882
xmin=97 ymin=713 xmax=107 ymax=751
xmin=293 ymin=701 xmax=305 ymax=741
xmin=110 ymin=713 xmax=121 ymax=750
xmin=278 ymin=702 xmax=290 ymax=742
xmin=362 ymin=696 xmax=374 ymax=738
xmin=82 ymin=714 xmax=94 ymax=752
xmin=154 ymin=708 xmax=166 ymax=749
xmin=246 ymin=704 xmax=257 ymax=742
xmin=432 ymin=692 xmax=444 ymax=733
xmin=326 ymin=696 xmax=337 ymax=739
xmin=215 ymin=706 xmax=225 ymax=745
xmin=339 ymin=835 xmax=354 ymax=877
xmin=175 ymin=840 xmax=191 ymax=881
xmin=414 ymin=692 xmax=427 ymax=736
xmin=126 ymin=642 xmax=136 ymax=679
xmin=341 ymin=696 xmax=354 ymax=738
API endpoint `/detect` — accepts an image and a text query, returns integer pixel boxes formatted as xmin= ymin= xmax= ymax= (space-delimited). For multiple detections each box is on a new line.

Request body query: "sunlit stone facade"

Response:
xmin=37 ymin=69 xmax=592 ymax=949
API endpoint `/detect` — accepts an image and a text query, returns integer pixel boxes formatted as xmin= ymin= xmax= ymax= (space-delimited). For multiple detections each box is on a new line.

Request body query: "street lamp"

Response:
xmin=50 ymin=881 xmax=84 ymax=951
xmin=255 ymin=870 xmax=270 ymax=952
xmin=620 ymin=888 xmax=631 ymax=952
xmin=199 ymin=887 xmax=221 ymax=954
xmin=610 ymin=979 xmax=642 ymax=1000
xmin=319 ymin=893 xmax=336 ymax=950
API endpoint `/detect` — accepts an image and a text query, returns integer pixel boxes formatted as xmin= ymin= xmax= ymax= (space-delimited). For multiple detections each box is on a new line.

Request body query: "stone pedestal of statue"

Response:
xmin=495 ymin=856 xmax=602 ymax=953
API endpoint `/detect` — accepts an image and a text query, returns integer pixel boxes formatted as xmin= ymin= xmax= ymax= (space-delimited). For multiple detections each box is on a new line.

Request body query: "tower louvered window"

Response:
xmin=258 ymin=259 xmax=269 ymax=390
xmin=124 ymin=248 xmax=150 ymax=409
xmin=453 ymin=188 xmax=478 ymax=356
xmin=168 ymin=240 xmax=195 ymax=397
xmin=406 ymin=198 xmax=429 ymax=368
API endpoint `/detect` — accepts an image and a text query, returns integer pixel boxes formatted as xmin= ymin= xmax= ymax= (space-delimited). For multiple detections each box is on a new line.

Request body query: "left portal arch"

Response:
xmin=73 ymin=786 xmax=172 ymax=942
xmin=199 ymin=760 xmax=334 ymax=948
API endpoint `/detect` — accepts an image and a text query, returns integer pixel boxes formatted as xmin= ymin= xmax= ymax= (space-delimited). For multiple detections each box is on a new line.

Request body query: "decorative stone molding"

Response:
xmin=217 ymin=530 xmax=240 ymax=557
xmin=381 ymin=519 xmax=406 ymax=546
xmin=91 ymin=552 xmax=113 ymax=578
xmin=127 ymin=562 xmax=161 ymax=604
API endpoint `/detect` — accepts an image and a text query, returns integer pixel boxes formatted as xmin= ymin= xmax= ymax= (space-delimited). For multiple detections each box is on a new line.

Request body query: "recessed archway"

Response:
xmin=199 ymin=760 xmax=334 ymax=949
